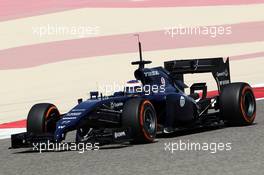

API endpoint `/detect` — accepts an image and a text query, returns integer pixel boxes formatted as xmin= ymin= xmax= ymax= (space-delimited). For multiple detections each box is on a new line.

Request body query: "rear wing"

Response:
xmin=164 ymin=57 xmax=231 ymax=92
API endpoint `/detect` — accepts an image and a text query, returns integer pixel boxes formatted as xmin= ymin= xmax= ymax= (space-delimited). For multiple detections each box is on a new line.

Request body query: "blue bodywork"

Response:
xmin=10 ymin=40 xmax=234 ymax=148
xmin=54 ymin=66 xmax=196 ymax=142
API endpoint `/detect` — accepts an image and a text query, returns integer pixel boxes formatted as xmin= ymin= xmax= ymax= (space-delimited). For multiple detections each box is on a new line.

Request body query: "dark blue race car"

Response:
xmin=11 ymin=40 xmax=256 ymax=148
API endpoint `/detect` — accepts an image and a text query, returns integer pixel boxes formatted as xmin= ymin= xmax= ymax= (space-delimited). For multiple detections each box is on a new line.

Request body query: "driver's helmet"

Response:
xmin=124 ymin=80 xmax=142 ymax=95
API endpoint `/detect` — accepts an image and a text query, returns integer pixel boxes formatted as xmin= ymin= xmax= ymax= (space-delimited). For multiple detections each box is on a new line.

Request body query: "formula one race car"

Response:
xmin=11 ymin=40 xmax=256 ymax=148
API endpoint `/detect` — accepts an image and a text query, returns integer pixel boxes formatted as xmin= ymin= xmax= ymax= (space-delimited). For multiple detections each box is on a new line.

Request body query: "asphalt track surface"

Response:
xmin=1 ymin=100 xmax=264 ymax=175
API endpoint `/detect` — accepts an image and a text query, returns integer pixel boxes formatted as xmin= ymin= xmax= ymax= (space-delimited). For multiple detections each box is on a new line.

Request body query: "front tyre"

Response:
xmin=27 ymin=103 xmax=60 ymax=135
xmin=219 ymin=82 xmax=256 ymax=126
xmin=122 ymin=98 xmax=157 ymax=143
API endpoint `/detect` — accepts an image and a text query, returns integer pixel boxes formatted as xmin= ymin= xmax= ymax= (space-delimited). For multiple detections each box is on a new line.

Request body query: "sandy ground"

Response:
xmin=1 ymin=4 xmax=264 ymax=50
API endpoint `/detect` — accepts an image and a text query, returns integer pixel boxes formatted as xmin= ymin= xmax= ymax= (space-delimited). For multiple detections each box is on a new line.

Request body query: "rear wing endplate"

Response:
xmin=164 ymin=57 xmax=231 ymax=92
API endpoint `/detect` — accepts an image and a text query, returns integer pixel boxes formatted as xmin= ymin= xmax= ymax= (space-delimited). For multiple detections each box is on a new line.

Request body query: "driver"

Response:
xmin=124 ymin=80 xmax=142 ymax=96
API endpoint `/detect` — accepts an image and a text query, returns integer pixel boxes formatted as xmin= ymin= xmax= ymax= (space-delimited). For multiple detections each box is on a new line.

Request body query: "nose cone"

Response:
xmin=53 ymin=100 xmax=99 ymax=142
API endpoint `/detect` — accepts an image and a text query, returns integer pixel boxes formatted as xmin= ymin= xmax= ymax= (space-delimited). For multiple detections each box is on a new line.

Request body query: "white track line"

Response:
xmin=253 ymin=84 xmax=264 ymax=88
xmin=0 ymin=128 xmax=26 ymax=139
xmin=257 ymin=97 xmax=264 ymax=101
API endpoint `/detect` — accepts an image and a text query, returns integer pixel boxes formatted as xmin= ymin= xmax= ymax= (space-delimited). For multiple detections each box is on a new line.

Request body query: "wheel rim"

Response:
xmin=143 ymin=107 xmax=156 ymax=135
xmin=243 ymin=90 xmax=255 ymax=117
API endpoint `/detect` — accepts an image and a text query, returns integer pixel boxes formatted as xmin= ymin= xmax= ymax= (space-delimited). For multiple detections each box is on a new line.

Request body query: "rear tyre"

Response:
xmin=122 ymin=98 xmax=157 ymax=143
xmin=27 ymin=103 xmax=60 ymax=135
xmin=219 ymin=82 xmax=256 ymax=126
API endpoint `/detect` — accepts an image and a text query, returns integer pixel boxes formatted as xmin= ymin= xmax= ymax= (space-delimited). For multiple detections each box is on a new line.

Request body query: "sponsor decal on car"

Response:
xmin=61 ymin=121 xmax=71 ymax=125
xmin=110 ymin=102 xmax=123 ymax=109
xmin=144 ymin=70 xmax=159 ymax=77
xmin=58 ymin=125 xmax=66 ymax=129
xmin=72 ymin=109 xmax=86 ymax=112
xmin=180 ymin=96 xmax=185 ymax=107
xmin=219 ymin=80 xmax=230 ymax=86
xmin=63 ymin=117 xmax=78 ymax=120
xmin=216 ymin=69 xmax=229 ymax=77
xmin=66 ymin=112 xmax=82 ymax=117
xmin=161 ymin=77 xmax=166 ymax=85
xmin=114 ymin=131 xmax=126 ymax=138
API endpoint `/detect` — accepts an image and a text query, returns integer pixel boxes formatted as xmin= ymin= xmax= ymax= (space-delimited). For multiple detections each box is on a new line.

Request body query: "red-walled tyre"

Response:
xmin=27 ymin=103 xmax=60 ymax=135
xmin=219 ymin=82 xmax=256 ymax=126
xmin=122 ymin=98 xmax=157 ymax=143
